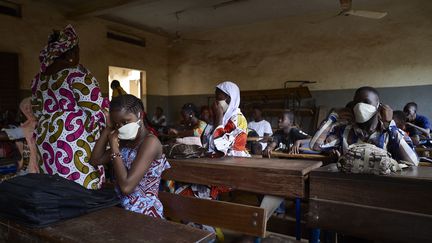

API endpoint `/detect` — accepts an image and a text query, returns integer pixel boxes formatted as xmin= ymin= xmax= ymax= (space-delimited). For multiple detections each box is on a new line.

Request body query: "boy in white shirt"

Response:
xmin=247 ymin=106 xmax=273 ymax=154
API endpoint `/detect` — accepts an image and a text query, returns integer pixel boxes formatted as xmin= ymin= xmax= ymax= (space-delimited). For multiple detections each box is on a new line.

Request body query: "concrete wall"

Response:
xmin=168 ymin=0 xmax=432 ymax=94
xmin=0 ymin=0 xmax=169 ymax=104
xmin=2 ymin=0 xmax=431 ymax=127
xmin=164 ymin=0 xmax=432 ymax=124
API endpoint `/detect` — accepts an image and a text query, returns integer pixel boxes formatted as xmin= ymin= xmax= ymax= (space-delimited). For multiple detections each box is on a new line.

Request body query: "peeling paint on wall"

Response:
xmin=0 ymin=0 xmax=169 ymax=96
xmin=168 ymin=0 xmax=432 ymax=96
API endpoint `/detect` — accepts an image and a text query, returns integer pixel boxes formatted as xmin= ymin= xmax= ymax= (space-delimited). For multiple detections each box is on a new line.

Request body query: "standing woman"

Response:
xmin=31 ymin=25 xmax=108 ymax=189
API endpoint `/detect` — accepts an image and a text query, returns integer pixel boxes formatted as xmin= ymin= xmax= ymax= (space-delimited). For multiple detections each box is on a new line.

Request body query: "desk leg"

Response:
xmin=310 ymin=228 xmax=320 ymax=243
xmin=295 ymin=197 xmax=301 ymax=241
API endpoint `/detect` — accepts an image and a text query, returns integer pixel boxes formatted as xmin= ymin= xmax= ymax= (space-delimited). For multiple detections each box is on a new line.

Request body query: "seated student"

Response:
xmin=310 ymin=86 xmax=418 ymax=166
xmin=208 ymin=81 xmax=249 ymax=157
xmin=208 ymin=82 xmax=283 ymax=232
xmin=168 ymin=103 xmax=207 ymax=138
xmin=151 ymin=106 xmax=167 ymax=128
xmin=15 ymin=98 xmax=39 ymax=174
xmin=200 ymin=106 xmax=213 ymax=125
xmin=247 ymin=105 xmax=273 ymax=155
xmin=263 ymin=111 xmax=310 ymax=157
xmin=142 ymin=111 xmax=159 ymax=137
xmin=392 ymin=110 xmax=414 ymax=148
xmin=177 ymin=81 xmax=249 ymax=198
xmin=393 ymin=110 xmax=407 ymax=131
xmin=90 ymin=94 xmax=170 ymax=218
xmin=175 ymin=81 xmax=248 ymax=238
xmin=0 ymin=98 xmax=39 ymax=174
xmin=404 ymin=102 xmax=431 ymax=144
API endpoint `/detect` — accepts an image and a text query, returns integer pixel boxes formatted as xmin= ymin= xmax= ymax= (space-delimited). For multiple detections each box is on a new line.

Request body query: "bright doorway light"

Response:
xmin=108 ymin=66 xmax=147 ymax=108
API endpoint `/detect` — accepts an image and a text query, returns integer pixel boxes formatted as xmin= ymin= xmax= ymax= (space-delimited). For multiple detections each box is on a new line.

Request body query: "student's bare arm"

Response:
xmin=290 ymin=138 xmax=311 ymax=154
xmin=113 ymin=136 xmax=161 ymax=195
xmin=406 ymin=122 xmax=431 ymax=138
xmin=263 ymin=141 xmax=277 ymax=158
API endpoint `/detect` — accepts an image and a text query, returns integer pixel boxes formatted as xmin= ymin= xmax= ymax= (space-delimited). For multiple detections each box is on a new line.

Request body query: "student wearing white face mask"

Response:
xmin=208 ymin=81 xmax=250 ymax=157
xmin=310 ymin=86 xmax=418 ymax=166
xmin=176 ymin=81 xmax=250 ymax=201
xmin=90 ymin=94 xmax=170 ymax=218
xmin=174 ymin=81 xmax=250 ymax=239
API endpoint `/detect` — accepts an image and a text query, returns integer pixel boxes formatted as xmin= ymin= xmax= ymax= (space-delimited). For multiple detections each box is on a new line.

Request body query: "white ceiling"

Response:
xmin=50 ymin=0 xmax=390 ymax=36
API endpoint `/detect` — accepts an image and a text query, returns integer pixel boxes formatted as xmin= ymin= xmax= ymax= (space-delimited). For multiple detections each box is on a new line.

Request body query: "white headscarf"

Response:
xmin=216 ymin=81 xmax=241 ymax=126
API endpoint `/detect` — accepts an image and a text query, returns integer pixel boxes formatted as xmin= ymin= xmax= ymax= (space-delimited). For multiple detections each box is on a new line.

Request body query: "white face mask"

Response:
xmin=353 ymin=102 xmax=378 ymax=123
xmin=118 ymin=120 xmax=141 ymax=140
xmin=218 ymin=100 xmax=229 ymax=113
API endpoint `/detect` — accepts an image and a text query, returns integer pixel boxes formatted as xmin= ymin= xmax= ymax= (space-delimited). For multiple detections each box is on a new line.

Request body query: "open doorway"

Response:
xmin=108 ymin=66 xmax=147 ymax=108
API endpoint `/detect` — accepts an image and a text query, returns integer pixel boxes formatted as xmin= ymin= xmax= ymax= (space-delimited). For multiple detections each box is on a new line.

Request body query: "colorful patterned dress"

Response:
xmin=209 ymin=109 xmax=250 ymax=157
xmin=31 ymin=65 xmax=109 ymax=189
xmin=116 ymin=145 xmax=170 ymax=218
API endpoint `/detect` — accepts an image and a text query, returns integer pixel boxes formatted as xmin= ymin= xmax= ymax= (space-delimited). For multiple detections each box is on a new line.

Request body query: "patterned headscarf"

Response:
xmin=39 ymin=24 xmax=79 ymax=73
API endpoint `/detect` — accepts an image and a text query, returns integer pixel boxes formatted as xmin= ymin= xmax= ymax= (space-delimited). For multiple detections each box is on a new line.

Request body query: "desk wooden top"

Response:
xmin=271 ymin=151 xmax=329 ymax=161
xmin=311 ymin=163 xmax=432 ymax=182
xmin=163 ymin=157 xmax=322 ymax=198
xmin=308 ymin=164 xmax=432 ymax=242
xmin=0 ymin=207 xmax=214 ymax=243
xmin=416 ymin=147 xmax=432 ymax=152
xmin=310 ymin=163 xmax=432 ymax=215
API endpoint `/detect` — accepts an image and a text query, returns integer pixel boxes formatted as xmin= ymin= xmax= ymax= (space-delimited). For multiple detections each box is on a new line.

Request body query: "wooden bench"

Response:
xmin=308 ymin=163 xmax=432 ymax=243
xmin=0 ymin=207 xmax=214 ymax=243
xmin=162 ymin=157 xmax=322 ymax=239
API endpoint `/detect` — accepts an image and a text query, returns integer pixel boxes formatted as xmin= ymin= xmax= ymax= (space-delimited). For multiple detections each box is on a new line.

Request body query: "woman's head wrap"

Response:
xmin=39 ymin=24 xmax=79 ymax=73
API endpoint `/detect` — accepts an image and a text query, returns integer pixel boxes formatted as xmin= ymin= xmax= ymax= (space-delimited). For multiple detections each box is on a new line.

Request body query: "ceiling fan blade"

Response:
xmin=183 ymin=38 xmax=212 ymax=44
xmin=345 ymin=10 xmax=387 ymax=19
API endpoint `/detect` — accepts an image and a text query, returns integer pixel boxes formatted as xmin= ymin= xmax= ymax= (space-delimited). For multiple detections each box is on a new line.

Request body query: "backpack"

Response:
xmin=337 ymin=143 xmax=401 ymax=175
xmin=0 ymin=173 xmax=119 ymax=228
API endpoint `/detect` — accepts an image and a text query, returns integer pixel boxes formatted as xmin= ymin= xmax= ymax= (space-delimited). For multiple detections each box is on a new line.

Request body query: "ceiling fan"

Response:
xmin=339 ymin=0 xmax=387 ymax=19
xmin=168 ymin=10 xmax=212 ymax=48
xmin=168 ymin=31 xmax=211 ymax=48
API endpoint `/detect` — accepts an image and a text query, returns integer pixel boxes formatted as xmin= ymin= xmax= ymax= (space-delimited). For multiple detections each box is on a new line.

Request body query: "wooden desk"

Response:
xmin=0 ymin=207 xmax=214 ymax=243
xmin=163 ymin=157 xmax=322 ymax=240
xmin=271 ymin=151 xmax=330 ymax=162
xmin=163 ymin=157 xmax=322 ymax=198
xmin=308 ymin=164 xmax=432 ymax=243
xmin=416 ymin=147 xmax=432 ymax=152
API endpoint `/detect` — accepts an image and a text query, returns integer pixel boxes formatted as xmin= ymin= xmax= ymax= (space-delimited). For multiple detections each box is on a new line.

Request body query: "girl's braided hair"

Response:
xmin=109 ymin=94 xmax=144 ymax=115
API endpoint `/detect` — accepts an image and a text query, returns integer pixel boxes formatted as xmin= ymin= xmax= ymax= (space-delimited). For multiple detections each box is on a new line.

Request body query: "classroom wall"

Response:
xmin=2 ymin=0 xmax=431 ymax=125
xmin=0 ymin=0 xmax=169 ymax=107
xmin=165 ymin=0 xmax=432 ymax=123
